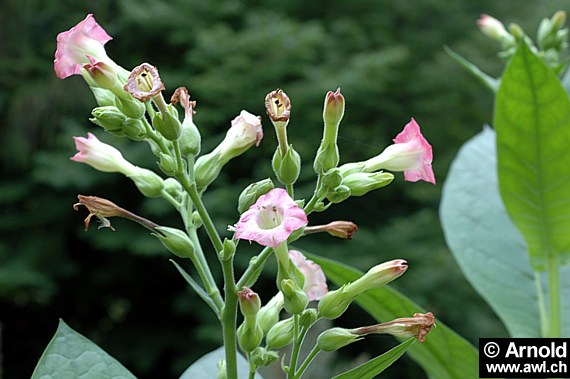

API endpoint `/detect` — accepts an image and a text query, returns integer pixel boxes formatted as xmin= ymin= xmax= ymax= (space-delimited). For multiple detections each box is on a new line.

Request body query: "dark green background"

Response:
xmin=1 ymin=0 xmax=566 ymax=378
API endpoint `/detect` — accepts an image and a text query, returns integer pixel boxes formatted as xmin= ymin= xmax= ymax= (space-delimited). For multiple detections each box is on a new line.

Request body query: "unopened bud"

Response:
xmin=121 ymin=118 xmax=146 ymax=141
xmin=220 ymin=238 xmax=236 ymax=261
xmin=353 ymin=312 xmax=436 ymax=343
xmin=90 ymin=106 xmax=126 ymax=133
xmin=325 ymin=184 xmax=351 ymax=204
xmin=127 ymin=168 xmax=164 ymax=198
xmin=272 ymin=145 xmax=301 ymax=185
xmin=323 ymin=88 xmax=345 ymax=128
xmin=237 ymin=178 xmax=274 ymax=214
xmin=299 ymin=308 xmax=318 ymax=329
xmin=281 ymin=279 xmax=309 ymax=315
xmin=317 ymin=285 xmax=354 ymax=320
xmin=346 ymin=259 xmax=408 ymax=295
xmin=343 ymin=172 xmax=394 ymax=196
xmin=237 ymin=322 xmax=263 ymax=353
xmin=153 ymin=226 xmax=195 ymax=259
xmin=313 ymin=142 xmax=339 ymax=175
xmin=152 ymin=104 xmax=181 ymax=141
xmin=477 ymin=14 xmax=514 ymax=43
xmin=158 ymin=153 xmax=176 ymax=175
xmin=552 ymin=10 xmax=567 ymax=30
xmin=266 ymin=317 xmax=295 ymax=350
xmin=317 ymin=327 xmax=362 ymax=352
xmin=250 ymin=347 xmax=279 ymax=367
xmin=314 ymin=88 xmax=344 ymax=174
xmin=238 ymin=287 xmax=261 ymax=321
xmin=508 ymin=23 xmax=525 ymax=41
xmin=115 ymin=96 xmax=146 ymax=119
xmin=82 ymin=56 xmax=120 ymax=91
xmin=257 ymin=293 xmax=284 ymax=333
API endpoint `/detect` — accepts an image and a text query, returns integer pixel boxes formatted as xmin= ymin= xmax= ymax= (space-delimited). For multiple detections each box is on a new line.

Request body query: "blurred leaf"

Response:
xmin=179 ymin=346 xmax=263 ymax=379
xmin=307 ymin=253 xmax=483 ymax=379
xmin=495 ymin=43 xmax=570 ymax=269
xmin=332 ymin=338 xmax=415 ymax=379
xmin=32 ymin=319 xmax=136 ymax=379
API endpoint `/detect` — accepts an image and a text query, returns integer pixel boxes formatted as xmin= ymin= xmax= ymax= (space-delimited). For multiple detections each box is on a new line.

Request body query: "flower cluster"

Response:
xmin=55 ymin=13 xmax=437 ymax=379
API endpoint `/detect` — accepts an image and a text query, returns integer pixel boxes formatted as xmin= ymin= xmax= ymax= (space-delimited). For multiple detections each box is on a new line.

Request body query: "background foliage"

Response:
xmin=1 ymin=0 xmax=567 ymax=377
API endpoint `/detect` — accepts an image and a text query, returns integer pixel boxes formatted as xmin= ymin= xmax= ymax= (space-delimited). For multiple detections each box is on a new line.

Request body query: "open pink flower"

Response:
xmin=289 ymin=250 xmax=328 ymax=301
xmin=54 ymin=14 xmax=114 ymax=79
xmin=363 ymin=118 xmax=435 ymax=184
xmin=71 ymin=132 xmax=136 ymax=174
xmin=235 ymin=188 xmax=307 ymax=248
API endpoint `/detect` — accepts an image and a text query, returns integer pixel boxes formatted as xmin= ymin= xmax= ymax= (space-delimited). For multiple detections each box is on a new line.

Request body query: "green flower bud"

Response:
xmin=153 ymin=226 xmax=195 ymax=259
xmin=299 ymin=308 xmax=318 ymax=329
xmin=163 ymin=178 xmax=183 ymax=200
xmin=266 ymin=317 xmax=295 ymax=350
xmin=342 ymin=172 xmax=394 ymax=196
xmin=325 ymin=185 xmax=351 ymax=204
xmin=237 ymin=322 xmax=264 ymax=352
xmin=346 ymin=259 xmax=408 ymax=295
xmin=122 ymin=118 xmax=146 ymax=141
xmin=238 ymin=287 xmax=261 ymax=321
xmin=90 ymin=106 xmax=126 ymax=133
xmin=152 ymin=104 xmax=182 ymax=141
xmin=179 ymin=118 xmax=201 ymax=156
xmin=313 ymin=142 xmax=339 ymax=175
xmin=158 ymin=153 xmax=176 ymax=176
xmin=115 ymin=96 xmax=145 ymax=119
xmin=220 ymin=238 xmax=236 ymax=261
xmin=317 ymin=285 xmax=354 ymax=320
xmin=281 ymin=279 xmax=308 ymax=315
xmin=237 ymin=178 xmax=274 ymax=214
xmin=322 ymin=168 xmax=343 ymax=189
xmin=191 ymin=211 xmax=203 ymax=227
xmin=250 ymin=347 xmax=279 ymax=367
xmin=127 ymin=168 xmax=164 ymax=198
xmin=272 ymin=146 xmax=301 ymax=185
xmin=257 ymin=293 xmax=284 ymax=334
xmin=316 ymin=327 xmax=362 ymax=352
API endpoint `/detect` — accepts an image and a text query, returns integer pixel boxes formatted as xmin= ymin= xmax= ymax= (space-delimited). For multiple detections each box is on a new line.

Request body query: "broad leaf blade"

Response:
xmin=179 ymin=346 xmax=263 ymax=379
xmin=440 ymin=127 xmax=540 ymax=337
xmin=332 ymin=338 xmax=416 ymax=379
xmin=32 ymin=319 xmax=135 ymax=379
xmin=307 ymin=254 xmax=483 ymax=379
xmin=495 ymin=42 xmax=570 ymax=269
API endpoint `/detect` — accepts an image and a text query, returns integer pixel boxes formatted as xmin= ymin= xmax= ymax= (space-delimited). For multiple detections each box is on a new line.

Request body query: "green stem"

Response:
xmin=547 ymin=255 xmax=561 ymax=337
xmin=286 ymin=183 xmax=294 ymax=198
xmin=288 ymin=316 xmax=305 ymax=379
xmin=173 ymin=140 xmax=185 ymax=176
xmin=534 ymin=272 xmax=549 ymax=337
xmin=303 ymin=175 xmax=322 ymax=214
xmin=221 ymin=257 xmax=239 ymax=379
xmin=247 ymin=352 xmax=256 ymax=379
xmin=294 ymin=345 xmax=320 ymax=379
xmin=237 ymin=247 xmax=272 ymax=288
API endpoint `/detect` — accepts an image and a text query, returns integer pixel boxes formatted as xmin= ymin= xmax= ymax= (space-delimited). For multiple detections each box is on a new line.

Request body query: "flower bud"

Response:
xmin=314 ymin=88 xmax=344 ymax=174
xmin=152 ymin=104 xmax=182 ymax=141
xmin=257 ymin=293 xmax=284 ymax=334
xmin=171 ymin=87 xmax=201 ymax=156
xmin=281 ymin=279 xmax=309 ymax=315
xmin=313 ymin=142 xmax=340 ymax=175
xmin=127 ymin=167 xmax=164 ymax=198
xmin=153 ymin=226 xmax=195 ymax=259
xmin=508 ymin=23 xmax=525 ymax=41
xmin=115 ymin=96 xmax=146 ymax=119
xmin=237 ymin=178 xmax=274 ymax=214
xmin=220 ymin=238 xmax=236 ymax=261
xmin=237 ymin=322 xmax=263 ymax=353
xmin=82 ymin=56 xmax=119 ymax=91
xmin=342 ymin=172 xmax=394 ymax=196
xmin=90 ymin=87 xmax=116 ymax=107
xmin=266 ymin=317 xmax=295 ymax=350
xmin=352 ymin=312 xmax=436 ymax=343
xmin=299 ymin=308 xmax=318 ymax=329
xmin=476 ymin=14 xmax=514 ymax=44
xmin=272 ymin=146 xmax=301 ymax=185
xmin=321 ymin=168 xmax=343 ymax=190
xmin=238 ymin=287 xmax=261 ymax=321
xmin=346 ymin=259 xmax=408 ymax=295
xmin=158 ymin=153 xmax=176 ymax=176
xmin=90 ymin=106 xmax=127 ymax=133
xmin=316 ymin=327 xmax=362 ymax=352
xmin=317 ymin=285 xmax=354 ymax=320
xmin=121 ymin=118 xmax=146 ymax=141
xmin=250 ymin=347 xmax=279 ymax=367
xmin=325 ymin=184 xmax=351 ymax=204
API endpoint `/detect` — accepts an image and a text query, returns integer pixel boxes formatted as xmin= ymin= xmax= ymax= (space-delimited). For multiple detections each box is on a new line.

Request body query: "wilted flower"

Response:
xmin=289 ymin=250 xmax=328 ymax=301
xmin=54 ymin=14 xmax=118 ymax=79
xmin=303 ymin=221 xmax=358 ymax=240
xmin=71 ymin=132 xmax=137 ymax=175
xmin=124 ymin=63 xmax=165 ymax=102
xmin=353 ymin=312 xmax=436 ymax=343
xmin=265 ymin=89 xmax=291 ymax=129
xmin=363 ymin=118 xmax=435 ymax=184
xmin=235 ymin=188 xmax=307 ymax=248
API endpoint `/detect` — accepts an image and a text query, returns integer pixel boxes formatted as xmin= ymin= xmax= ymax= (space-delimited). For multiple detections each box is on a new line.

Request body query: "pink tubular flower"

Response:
xmin=71 ymin=132 xmax=136 ymax=175
xmin=476 ymin=14 xmax=511 ymax=41
xmin=218 ymin=110 xmax=264 ymax=160
xmin=363 ymin=118 xmax=435 ymax=184
xmin=54 ymin=14 xmax=114 ymax=79
xmin=235 ymin=188 xmax=307 ymax=248
xmin=289 ymin=250 xmax=328 ymax=301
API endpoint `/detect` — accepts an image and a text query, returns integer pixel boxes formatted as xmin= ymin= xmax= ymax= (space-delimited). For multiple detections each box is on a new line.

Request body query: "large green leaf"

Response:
xmin=179 ymin=346 xmax=263 ymax=379
xmin=307 ymin=254 xmax=484 ymax=379
xmin=495 ymin=42 xmax=570 ymax=269
xmin=332 ymin=338 xmax=416 ymax=379
xmin=440 ymin=127 xmax=540 ymax=337
xmin=32 ymin=320 xmax=136 ymax=379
